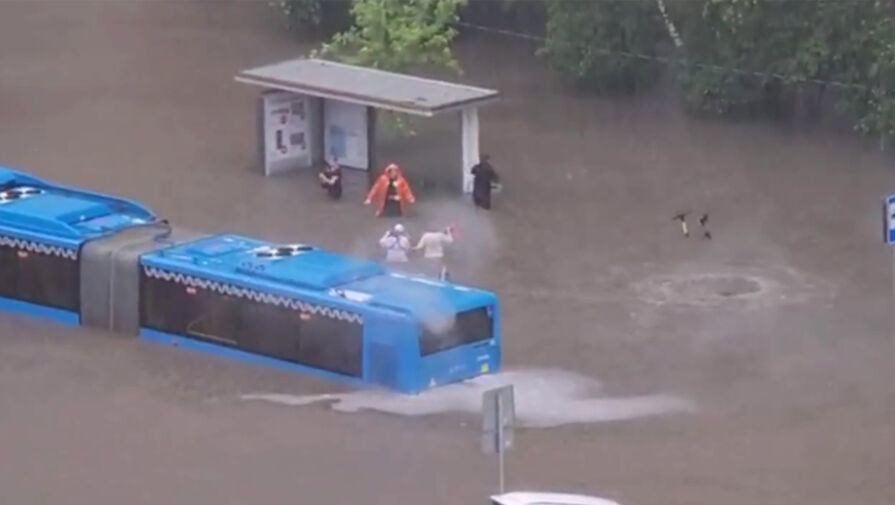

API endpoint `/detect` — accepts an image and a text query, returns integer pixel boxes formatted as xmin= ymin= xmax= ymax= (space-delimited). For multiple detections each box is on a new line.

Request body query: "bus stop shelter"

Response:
xmin=234 ymin=58 xmax=500 ymax=193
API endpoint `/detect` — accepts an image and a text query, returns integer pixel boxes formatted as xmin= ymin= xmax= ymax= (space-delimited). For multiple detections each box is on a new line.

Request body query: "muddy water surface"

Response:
xmin=1 ymin=2 xmax=895 ymax=505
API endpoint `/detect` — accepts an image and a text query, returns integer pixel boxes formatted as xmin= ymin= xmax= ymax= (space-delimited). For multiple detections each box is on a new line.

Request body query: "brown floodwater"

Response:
xmin=1 ymin=2 xmax=894 ymax=505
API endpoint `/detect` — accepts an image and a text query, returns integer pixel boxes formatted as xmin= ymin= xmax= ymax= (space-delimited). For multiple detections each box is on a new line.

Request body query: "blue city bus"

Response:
xmin=0 ymin=167 xmax=157 ymax=324
xmin=138 ymin=234 xmax=501 ymax=393
xmin=0 ymin=166 xmax=502 ymax=394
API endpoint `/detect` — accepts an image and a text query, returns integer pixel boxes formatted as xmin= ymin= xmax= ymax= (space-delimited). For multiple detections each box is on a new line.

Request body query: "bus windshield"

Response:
xmin=419 ymin=306 xmax=493 ymax=356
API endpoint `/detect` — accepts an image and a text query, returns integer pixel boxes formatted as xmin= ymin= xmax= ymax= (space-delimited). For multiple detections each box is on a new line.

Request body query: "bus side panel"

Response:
xmin=138 ymin=267 xmax=366 ymax=380
xmin=0 ymin=295 xmax=80 ymax=325
xmin=139 ymin=327 xmax=367 ymax=388
xmin=363 ymin=313 xmax=418 ymax=394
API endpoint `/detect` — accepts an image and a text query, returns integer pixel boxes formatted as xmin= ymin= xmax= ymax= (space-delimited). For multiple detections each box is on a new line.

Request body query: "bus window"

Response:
xmin=298 ymin=312 xmax=363 ymax=378
xmin=239 ymin=302 xmax=301 ymax=363
xmin=419 ymin=307 xmax=492 ymax=356
xmin=140 ymin=271 xmax=362 ymax=377
xmin=0 ymin=245 xmax=18 ymax=300
xmin=8 ymin=246 xmax=79 ymax=311
xmin=186 ymin=292 xmax=242 ymax=347
xmin=140 ymin=273 xmax=197 ymax=336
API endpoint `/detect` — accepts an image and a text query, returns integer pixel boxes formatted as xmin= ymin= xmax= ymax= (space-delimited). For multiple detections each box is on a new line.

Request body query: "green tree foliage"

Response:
xmin=316 ymin=0 xmax=466 ymax=135
xmin=670 ymin=0 xmax=785 ymax=115
xmin=833 ymin=4 xmax=895 ymax=140
xmin=271 ymin=0 xmax=895 ymax=142
xmin=319 ymin=0 xmax=466 ymax=74
xmin=272 ymin=0 xmax=323 ymax=28
xmin=539 ymin=0 xmax=665 ymax=94
xmin=672 ymin=0 xmax=895 ymax=139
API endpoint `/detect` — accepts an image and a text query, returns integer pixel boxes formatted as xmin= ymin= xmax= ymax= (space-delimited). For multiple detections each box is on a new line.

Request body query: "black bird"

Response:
xmin=699 ymin=213 xmax=712 ymax=240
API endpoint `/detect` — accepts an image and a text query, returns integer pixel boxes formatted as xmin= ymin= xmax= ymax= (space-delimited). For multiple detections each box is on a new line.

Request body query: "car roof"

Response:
xmin=490 ymin=492 xmax=622 ymax=505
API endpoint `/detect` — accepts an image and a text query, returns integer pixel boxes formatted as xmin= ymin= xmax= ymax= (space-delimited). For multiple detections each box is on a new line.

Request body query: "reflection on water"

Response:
xmin=241 ymin=368 xmax=695 ymax=427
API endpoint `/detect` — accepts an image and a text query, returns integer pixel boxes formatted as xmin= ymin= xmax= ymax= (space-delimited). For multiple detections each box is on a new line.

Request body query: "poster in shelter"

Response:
xmin=262 ymin=91 xmax=309 ymax=172
xmin=324 ymin=100 xmax=368 ymax=170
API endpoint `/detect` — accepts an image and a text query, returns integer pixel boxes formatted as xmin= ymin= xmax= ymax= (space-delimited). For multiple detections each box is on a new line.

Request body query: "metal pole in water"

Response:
xmin=884 ymin=195 xmax=895 ymax=345
xmin=497 ymin=394 xmax=505 ymax=494
xmin=483 ymin=385 xmax=514 ymax=495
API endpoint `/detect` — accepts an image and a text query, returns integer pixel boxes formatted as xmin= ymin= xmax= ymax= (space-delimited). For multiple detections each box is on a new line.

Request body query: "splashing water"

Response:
xmin=241 ymin=368 xmax=695 ymax=428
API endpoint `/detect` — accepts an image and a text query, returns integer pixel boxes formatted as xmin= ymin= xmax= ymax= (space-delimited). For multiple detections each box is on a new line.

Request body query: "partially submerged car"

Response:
xmin=491 ymin=492 xmax=622 ymax=505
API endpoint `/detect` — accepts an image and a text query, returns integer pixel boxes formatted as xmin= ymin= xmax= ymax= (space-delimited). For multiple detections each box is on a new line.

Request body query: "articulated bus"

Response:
xmin=0 ymin=166 xmax=501 ymax=393
xmin=0 ymin=167 xmax=157 ymax=323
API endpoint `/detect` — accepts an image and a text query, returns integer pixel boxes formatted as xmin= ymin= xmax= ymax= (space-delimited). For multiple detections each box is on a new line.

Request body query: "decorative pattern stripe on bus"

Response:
xmin=142 ymin=266 xmax=363 ymax=324
xmin=0 ymin=235 xmax=78 ymax=260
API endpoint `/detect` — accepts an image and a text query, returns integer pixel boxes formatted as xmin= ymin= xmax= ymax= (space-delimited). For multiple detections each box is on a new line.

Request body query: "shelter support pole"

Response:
xmin=367 ymin=106 xmax=377 ymax=187
xmin=461 ymin=107 xmax=480 ymax=194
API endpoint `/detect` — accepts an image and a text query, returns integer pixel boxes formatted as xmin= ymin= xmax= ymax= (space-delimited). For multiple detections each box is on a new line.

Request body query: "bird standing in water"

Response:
xmin=673 ymin=212 xmax=690 ymax=237
xmin=699 ymin=213 xmax=712 ymax=240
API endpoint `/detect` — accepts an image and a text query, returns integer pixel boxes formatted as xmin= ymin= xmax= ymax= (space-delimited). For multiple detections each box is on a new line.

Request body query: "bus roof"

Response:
xmin=141 ymin=234 xmax=386 ymax=291
xmin=141 ymin=234 xmax=497 ymax=318
xmin=0 ymin=166 xmax=157 ymax=247
xmin=341 ymin=272 xmax=496 ymax=316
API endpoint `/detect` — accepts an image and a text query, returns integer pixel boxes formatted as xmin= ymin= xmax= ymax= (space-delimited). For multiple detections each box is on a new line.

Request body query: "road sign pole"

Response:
xmin=482 ymin=385 xmax=515 ymax=495
xmin=884 ymin=195 xmax=895 ymax=344
xmin=497 ymin=394 xmax=505 ymax=494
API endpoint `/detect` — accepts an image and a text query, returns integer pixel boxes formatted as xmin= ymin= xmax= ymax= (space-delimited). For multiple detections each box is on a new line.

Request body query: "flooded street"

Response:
xmin=1 ymin=2 xmax=895 ymax=504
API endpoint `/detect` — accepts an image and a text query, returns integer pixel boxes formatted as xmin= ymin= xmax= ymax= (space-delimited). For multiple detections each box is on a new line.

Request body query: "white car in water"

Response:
xmin=491 ymin=492 xmax=622 ymax=505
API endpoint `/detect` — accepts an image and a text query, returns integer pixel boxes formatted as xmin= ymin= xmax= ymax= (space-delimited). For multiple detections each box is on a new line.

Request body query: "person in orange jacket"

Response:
xmin=364 ymin=163 xmax=416 ymax=217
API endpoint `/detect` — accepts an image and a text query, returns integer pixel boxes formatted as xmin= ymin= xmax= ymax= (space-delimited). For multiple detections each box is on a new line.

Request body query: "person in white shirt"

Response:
xmin=379 ymin=224 xmax=411 ymax=263
xmin=414 ymin=225 xmax=455 ymax=278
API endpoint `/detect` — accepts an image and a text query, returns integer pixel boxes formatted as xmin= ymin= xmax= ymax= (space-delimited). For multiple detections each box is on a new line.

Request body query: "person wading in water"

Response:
xmin=470 ymin=153 xmax=500 ymax=210
xmin=379 ymin=223 xmax=411 ymax=263
xmin=318 ymin=157 xmax=342 ymax=200
xmin=365 ymin=163 xmax=415 ymax=217
xmin=414 ymin=224 xmax=456 ymax=279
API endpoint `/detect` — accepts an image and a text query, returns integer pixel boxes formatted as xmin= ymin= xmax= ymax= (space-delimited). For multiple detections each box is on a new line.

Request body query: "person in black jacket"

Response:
xmin=318 ymin=158 xmax=343 ymax=200
xmin=471 ymin=153 xmax=499 ymax=210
